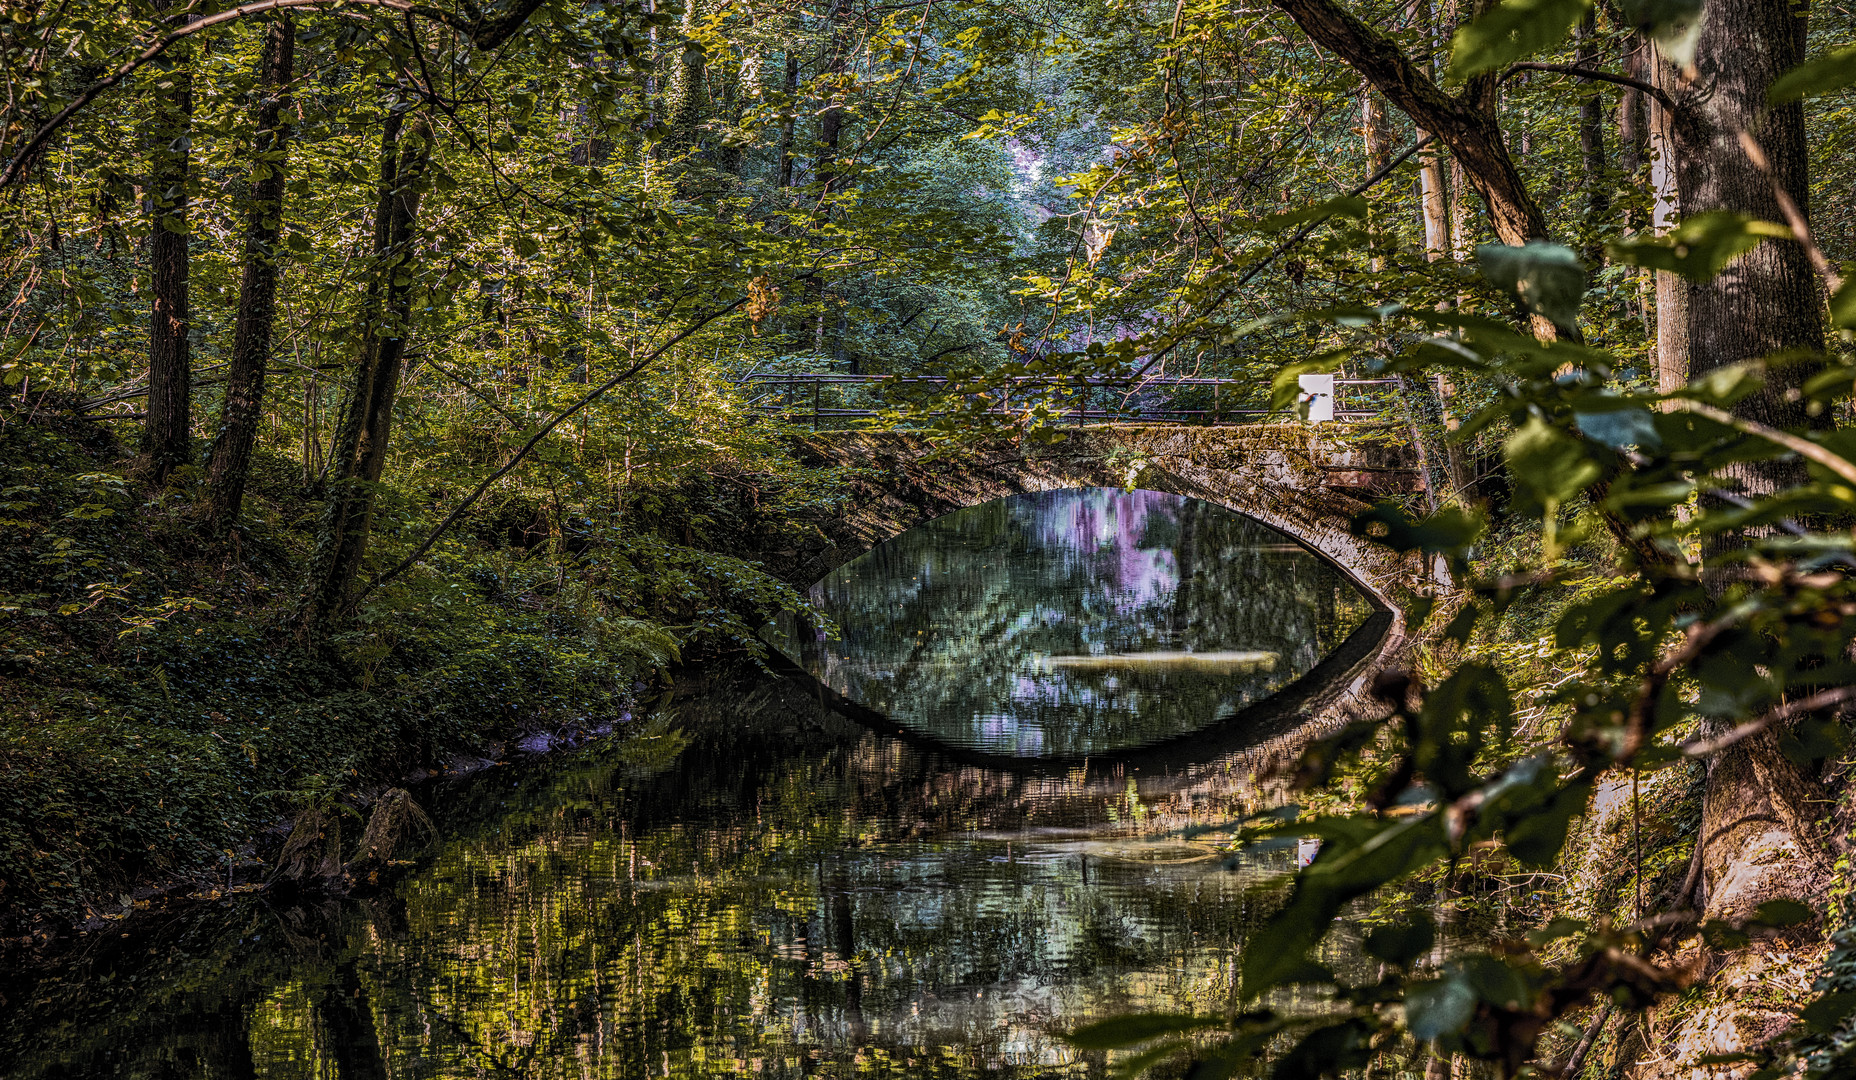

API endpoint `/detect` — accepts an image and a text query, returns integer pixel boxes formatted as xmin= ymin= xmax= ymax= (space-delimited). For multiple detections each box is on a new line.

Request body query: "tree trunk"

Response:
xmin=1574 ymin=12 xmax=1608 ymax=260
xmin=662 ymin=0 xmax=705 ymax=167
xmin=1647 ymin=51 xmax=1687 ymax=395
xmin=141 ymin=34 xmax=193 ymax=481
xmin=777 ymin=50 xmax=799 ymax=187
xmin=1636 ymin=5 xmax=1836 ymax=1067
xmin=302 ymin=111 xmax=429 ymax=634
xmin=815 ymin=0 xmax=846 ymax=195
xmin=203 ymin=14 xmax=295 ymax=534
xmin=1666 ymin=0 xmax=1824 ymax=456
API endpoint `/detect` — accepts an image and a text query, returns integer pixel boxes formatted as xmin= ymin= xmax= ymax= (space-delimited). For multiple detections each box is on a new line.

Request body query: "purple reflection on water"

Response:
xmin=1033 ymin=488 xmax=1184 ymax=626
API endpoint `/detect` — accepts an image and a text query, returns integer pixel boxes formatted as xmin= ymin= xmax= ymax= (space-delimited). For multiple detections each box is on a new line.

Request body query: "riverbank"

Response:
xmin=0 ymin=408 xmax=829 ymax=937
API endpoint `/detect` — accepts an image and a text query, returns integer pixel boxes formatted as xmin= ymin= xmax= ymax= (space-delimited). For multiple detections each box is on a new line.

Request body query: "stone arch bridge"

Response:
xmin=776 ymin=424 xmax=1433 ymax=732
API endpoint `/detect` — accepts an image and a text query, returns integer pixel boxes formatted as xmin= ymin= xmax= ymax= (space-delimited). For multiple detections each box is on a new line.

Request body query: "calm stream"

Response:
xmin=0 ymin=489 xmax=1385 ymax=1078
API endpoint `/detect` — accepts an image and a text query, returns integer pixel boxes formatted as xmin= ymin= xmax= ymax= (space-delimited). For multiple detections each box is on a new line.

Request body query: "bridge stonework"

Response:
xmin=784 ymin=424 xmax=1430 ymax=723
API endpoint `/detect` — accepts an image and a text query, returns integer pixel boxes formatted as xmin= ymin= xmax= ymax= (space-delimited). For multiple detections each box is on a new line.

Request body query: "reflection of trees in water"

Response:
xmin=791 ymin=489 xmax=1371 ymax=756
xmin=0 ymin=670 xmax=1314 ymax=1080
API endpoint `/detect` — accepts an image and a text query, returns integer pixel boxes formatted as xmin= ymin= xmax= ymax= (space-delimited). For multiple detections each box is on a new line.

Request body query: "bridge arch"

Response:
xmin=782 ymin=425 xmax=1430 ymax=725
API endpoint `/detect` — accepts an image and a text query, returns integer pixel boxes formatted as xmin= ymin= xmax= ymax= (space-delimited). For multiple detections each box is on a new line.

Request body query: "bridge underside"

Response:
xmin=781 ymin=424 xmax=1430 ymax=727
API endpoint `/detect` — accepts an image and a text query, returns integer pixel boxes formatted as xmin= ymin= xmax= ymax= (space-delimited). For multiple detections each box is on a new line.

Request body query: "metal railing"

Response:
xmin=735 ymin=373 xmax=1400 ymax=429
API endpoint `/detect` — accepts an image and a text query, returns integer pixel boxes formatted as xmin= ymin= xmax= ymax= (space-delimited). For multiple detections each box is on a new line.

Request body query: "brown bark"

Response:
xmin=1647 ymin=52 xmax=1687 ymax=394
xmin=203 ymin=15 xmax=295 ymax=534
xmin=815 ymin=0 xmax=846 ymax=194
xmin=1618 ymin=36 xmax=1646 ymax=179
xmin=777 ymin=50 xmax=799 ymax=187
xmin=302 ymin=111 xmax=429 ymax=634
xmin=141 ymin=36 xmax=192 ymax=481
xmin=1664 ymin=0 xmax=1824 ymax=469
xmin=1574 ymin=12 xmax=1608 ymax=255
xmin=1269 ymin=0 xmax=1548 ymax=247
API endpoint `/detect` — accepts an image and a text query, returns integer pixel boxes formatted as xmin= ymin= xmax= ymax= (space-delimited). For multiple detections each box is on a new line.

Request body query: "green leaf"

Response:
xmin=1505 ymin=417 xmax=1601 ymax=507
xmin=1500 ymin=775 xmax=1591 ymax=867
xmin=1768 ymin=44 xmax=1856 ymax=103
xmin=1476 ymin=242 xmax=1586 ymax=333
xmin=1364 ymin=913 xmax=1436 ymax=967
xmin=1350 ymin=503 xmax=1485 ymax=556
xmin=1447 ymin=0 xmax=1591 ymax=81
xmin=1270 ymin=350 xmax=1350 ymax=411
xmin=1256 ymin=195 xmax=1367 ymax=234
xmin=1405 ymin=976 xmax=1477 ymax=1041
xmin=1575 ymin=406 xmax=1661 ymax=451
xmin=1750 ymin=898 xmax=1814 ymax=927
xmin=1606 ymin=212 xmax=1792 ymax=283
xmin=1831 ymin=278 xmax=1856 ymax=330
xmin=1618 ymin=0 xmax=1705 ymax=68
xmin=1240 ymin=815 xmax=1446 ymax=996
xmin=1799 ymin=990 xmax=1856 ymax=1033
xmin=1270 ymin=1019 xmax=1374 ymax=1080
xmin=1067 ymin=1013 xmax=1224 ymax=1050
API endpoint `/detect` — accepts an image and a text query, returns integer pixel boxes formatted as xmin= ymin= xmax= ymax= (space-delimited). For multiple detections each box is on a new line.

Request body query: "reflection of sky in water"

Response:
xmin=773 ymin=488 xmax=1372 ymax=757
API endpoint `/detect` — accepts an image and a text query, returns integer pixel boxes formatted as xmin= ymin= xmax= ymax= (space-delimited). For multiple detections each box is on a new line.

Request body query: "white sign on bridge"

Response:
xmin=1297 ymin=372 xmax=1335 ymax=424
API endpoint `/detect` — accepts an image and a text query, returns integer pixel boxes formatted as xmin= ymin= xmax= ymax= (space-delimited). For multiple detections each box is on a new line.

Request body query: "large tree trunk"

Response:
xmin=141 ymin=35 xmax=193 ymax=481
xmin=203 ymin=15 xmax=295 ymax=534
xmin=1667 ymin=0 xmax=1824 ymax=451
xmin=1630 ymin=4 xmax=1836 ymax=1072
xmin=302 ymin=111 xmax=429 ymax=635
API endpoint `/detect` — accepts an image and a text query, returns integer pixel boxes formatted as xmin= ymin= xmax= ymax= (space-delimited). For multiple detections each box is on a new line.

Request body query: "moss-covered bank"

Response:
xmin=0 ymin=409 xmax=829 ymax=935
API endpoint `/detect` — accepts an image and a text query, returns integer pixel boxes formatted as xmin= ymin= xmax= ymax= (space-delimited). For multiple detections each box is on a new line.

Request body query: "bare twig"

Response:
xmin=1734 ymin=128 xmax=1844 ymax=296
xmin=1668 ymin=398 xmax=1856 ymax=487
xmin=1681 ymin=686 xmax=1856 ymax=758
xmin=352 ymin=292 xmax=753 ymax=602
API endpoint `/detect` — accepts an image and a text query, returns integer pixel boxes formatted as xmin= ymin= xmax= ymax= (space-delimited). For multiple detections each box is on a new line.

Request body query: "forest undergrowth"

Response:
xmin=0 ymin=407 xmax=831 ymax=936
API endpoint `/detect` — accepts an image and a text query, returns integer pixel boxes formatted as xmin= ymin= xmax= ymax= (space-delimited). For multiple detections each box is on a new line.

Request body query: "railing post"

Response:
xmin=812 ymin=379 xmax=821 ymax=430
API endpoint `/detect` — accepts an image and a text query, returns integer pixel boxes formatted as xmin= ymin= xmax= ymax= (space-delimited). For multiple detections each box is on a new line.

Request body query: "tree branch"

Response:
xmin=352 ymin=293 xmax=752 ymax=603
xmin=1503 ymin=62 xmax=1676 ymax=111
xmin=0 ymin=0 xmax=538 ymax=188
xmin=1681 ymin=686 xmax=1856 ymax=757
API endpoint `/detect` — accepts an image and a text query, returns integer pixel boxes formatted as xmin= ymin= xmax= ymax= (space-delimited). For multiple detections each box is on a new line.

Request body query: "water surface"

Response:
xmin=773 ymin=488 xmax=1373 ymax=757
xmin=0 ymin=671 xmax=1360 ymax=1079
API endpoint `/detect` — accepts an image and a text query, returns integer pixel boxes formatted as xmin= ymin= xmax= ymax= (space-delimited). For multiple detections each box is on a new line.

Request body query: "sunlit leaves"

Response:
xmin=1475 ymin=242 xmax=1586 ymax=334
xmin=1617 ymin=0 xmax=1706 ymax=68
xmin=1606 ymin=212 xmax=1793 ymax=282
xmin=1446 ymin=0 xmax=1591 ymax=81
xmin=1768 ymin=44 xmax=1856 ymax=103
xmin=1504 ymin=417 xmax=1600 ymax=508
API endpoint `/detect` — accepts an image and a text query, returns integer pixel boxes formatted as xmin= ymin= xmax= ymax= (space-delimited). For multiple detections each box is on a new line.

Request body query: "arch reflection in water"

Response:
xmin=773 ymin=488 xmax=1373 ymax=757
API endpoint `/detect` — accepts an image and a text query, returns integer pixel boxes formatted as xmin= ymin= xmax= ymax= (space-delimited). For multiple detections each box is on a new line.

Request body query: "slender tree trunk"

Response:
xmin=776 ymin=50 xmax=799 ymax=187
xmin=302 ymin=111 xmax=429 ymax=634
xmin=1361 ymin=84 xmax=1393 ymax=272
xmin=203 ymin=14 xmax=295 ymax=534
xmin=662 ymin=0 xmax=705 ymax=169
xmin=1647 ymin=51 xmax=1687 ymax=395
xmin=1574 ymin=12 xmax=1608 ymax=260
xmin=141 ymin=32 xmax=192 ymax=481
xmin=815 ymin=0 xmax=846 ymax=195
